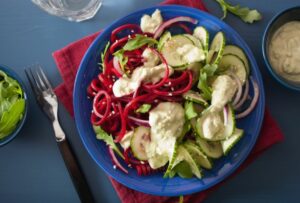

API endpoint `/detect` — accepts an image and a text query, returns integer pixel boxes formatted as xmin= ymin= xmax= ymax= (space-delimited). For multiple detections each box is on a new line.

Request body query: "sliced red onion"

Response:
xmin=236 ymin=77 xmax=259 ymax=119
xmin=113 ymin=56 xmax=124 ymax=76
xmin=223 ymin=106 xmax=228 ymax=126
xmin=128 ymin=116 xmax=150 ymax=127
xmin=231 ymin=74 xmax=243 ymax=107
xmin=153 ymin=16 xmax=198 ymax=39
xmin=108 ymin=147 xmax=128 ymax=174
xmin=234 ymin=79 xmax=249 ymax=110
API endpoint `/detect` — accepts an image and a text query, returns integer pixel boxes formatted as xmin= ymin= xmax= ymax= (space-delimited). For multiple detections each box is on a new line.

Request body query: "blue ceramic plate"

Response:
xmin=74 ymin=5 xmax=265 ymax=196
xmin=0 ymin=64 xmax=28 ymax=146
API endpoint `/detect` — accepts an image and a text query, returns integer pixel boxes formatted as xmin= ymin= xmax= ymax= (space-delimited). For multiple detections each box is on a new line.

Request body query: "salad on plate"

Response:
xmin=87 ymin=9 xmax=260 ymax=178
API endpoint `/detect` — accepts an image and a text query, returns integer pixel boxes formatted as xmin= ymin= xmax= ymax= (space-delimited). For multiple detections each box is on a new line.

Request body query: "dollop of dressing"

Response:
xmin=140 ymin=9 xmax=163 ymax=33
xmin=146 ymin=102 xmax=185 ymax=169
xmin=268 ymin=21 xmax=300 ymax=83
xmin=176 ymin=44 xmax=205 ymax=64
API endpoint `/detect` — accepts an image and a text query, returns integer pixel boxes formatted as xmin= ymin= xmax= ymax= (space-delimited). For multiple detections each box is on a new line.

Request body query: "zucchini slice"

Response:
xmin=196 ymin=137 xmax=223 ymax=159
xmin=193 ymin=26 xmax=209 ymax=52
xmin=221 ymin=128 xmax=244 ymax=155
xmin=184 ymin=141 xmax=213 ymax=169
xmin=219 ymin=54 xmax=247 ymax=84
xmin=195 ymin=105 xmax=235 ymax=141
xmin=206 ymin=32 xmax=226 ymax=65
xmin=184 ymin=34 xmax=203 ymax=49
xmin=183 ymin=90 xmax=208 ymax=106
xmin=130 ymin=126 xmax=151 ymax=161
xmin=158 ymin=31 xmax=171 ymax=51
xmin=161 ymin=35 xmax=194 ymax=67
xmin=223 ymin=45 xmax=250 ymax=75
xmin=164 ymin=141 xmax=179 ymax=178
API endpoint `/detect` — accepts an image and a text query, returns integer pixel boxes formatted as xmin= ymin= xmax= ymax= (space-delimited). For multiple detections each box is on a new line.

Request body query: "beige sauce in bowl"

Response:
xmin=268 ymin=21 xmax=300 ymax=83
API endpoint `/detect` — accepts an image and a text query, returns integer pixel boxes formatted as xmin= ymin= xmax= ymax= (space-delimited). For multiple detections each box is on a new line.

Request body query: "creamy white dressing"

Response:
xmin=211 ymin=75 xmax=237 ymax=111
xmin=140 ymin=9 xmax=163 ymax=33
xmin=202 ymin=112 xmax=224 ymax=139
xmin=146 ymin=102 xmax=185 ymax=169
xmin=268 ymin=21 xmax=300 ymax=83
xmin=142 ymin=48 xmax=160 ymax=67
xmin=112 ymin=64 xmax=173 ymax=97
xmin=120 ymin=130 xmax=134 ymax=150
xmin=176 ymin=44 xmax=205 ymax=64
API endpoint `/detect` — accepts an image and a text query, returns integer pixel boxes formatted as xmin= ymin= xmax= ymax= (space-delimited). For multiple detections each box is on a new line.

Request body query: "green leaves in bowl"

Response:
xmin=0 ymin=70 xmax=25 ymax=139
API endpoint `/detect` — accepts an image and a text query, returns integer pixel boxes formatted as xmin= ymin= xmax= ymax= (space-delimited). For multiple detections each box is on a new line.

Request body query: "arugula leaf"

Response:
xmin=123 ymin=34 xmax=158 ymax=51
xmin=113 ymin=49 xmax=128 ymax=72
xmin=197 ymin=64 xmax=218 ymax=100
xmin=215 ymin=0 xmax=262 ymax=23
xmin=177 ymin=121 xmax=191 ymax=143
xmin=93 ymin=125 xmax=125 ymax=159
xmin=135 ymin=104 xmax=151 ymax=113
xmin=184 ymin=101 xmax=198 ymax=120
xmin=100 ymin=41 xmax=110 ymax=71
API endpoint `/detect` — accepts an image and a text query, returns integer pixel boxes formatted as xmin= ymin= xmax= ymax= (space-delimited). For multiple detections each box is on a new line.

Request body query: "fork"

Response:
xmin=25 ymin=64 xmax=94 ymax=203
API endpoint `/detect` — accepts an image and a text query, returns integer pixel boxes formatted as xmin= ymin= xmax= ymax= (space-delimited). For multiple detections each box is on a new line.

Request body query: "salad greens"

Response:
xmin=215 ymin=0 xmax=262 ymax=23
xmin=197 ymin=64 xmax=218 ymax=100
xmin=113 ymin=49 xmax=128 ymax=72
xmin=93 ymin=125 xmax=124 ymax=159
xmin=100 ymin=41 xmax=110 ymax=71
xmin=135 ymin=104 xmax=151 ymax=113
xmin=123 ymin=34 xmax=158 ymax=51
xmin=184 ymin=101 xmax=198 ymax=120
xmin=0 ymin=70 xmax=25 ymax=139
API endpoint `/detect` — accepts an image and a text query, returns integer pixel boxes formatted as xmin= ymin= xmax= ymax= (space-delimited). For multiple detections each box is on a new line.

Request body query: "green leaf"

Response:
xmin=177 ymin=121 xmax=191 ymax=143
xmin=184 ymin=101 xmax=198 ymax=120
xmin=215 ymin=0 xmax=262 ymax=23
xmin=135 ymin=104 xmax=151 ymax=113
xmin=123 ymin=34 xmax=158 ymax=51
xmin=93 ymin=125 xmax=125 ymax=159
xmin=197 ymin=64 xmax=218 ymax=100
xmin=113 ymin=49 xmax=128 ymax=73
xmin=100 ymin=41 xmax=110 ymax=71
xmin=0 ymin=99 xmax=25 ymax=139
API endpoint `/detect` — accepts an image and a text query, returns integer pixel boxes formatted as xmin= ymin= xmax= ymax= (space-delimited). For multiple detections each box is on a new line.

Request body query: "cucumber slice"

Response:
xmin=193 ymin=26 xmax=209 ymax=52
xmin=221 ymin=128 xmax=244 ymax=155
xmin=130 ymin=126 xmax=151 ymax=161
xmin=184 ymin=34 xmax=203 ymax=49
xmin=158 ymin=31 xmax=171 ymax=51
xmin=219 ymin=54 xmax=247 ymax=84
xmin=164 ymin=141 xmax=179 ymax=178
xmin=183 ymin=90 xmax=208 ymax=106
xmin=175 ymin=145 xmax=202 ymax=178
xmin=206 ymin=32 xmax=226 ymax=65
xmin=223 ymin=45 xmax=250 ymax=75
xmin=195 ymin=105 xmax=235 ymax=141
xmin=196 ymin=137 xmax=223 ymax=159
xmin=184 ymin=141 xmax=213 ymax=169
xmin=161 ymin=35 xmax=194 ymax=67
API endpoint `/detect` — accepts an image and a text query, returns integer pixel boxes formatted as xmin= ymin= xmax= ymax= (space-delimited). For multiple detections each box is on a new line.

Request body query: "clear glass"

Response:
xmin=32 ymin=0 xmax=103 ymax=22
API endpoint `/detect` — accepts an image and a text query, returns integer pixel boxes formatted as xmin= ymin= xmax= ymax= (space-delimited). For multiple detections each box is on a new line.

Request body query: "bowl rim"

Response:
xmin=0 ymin=64 xmax=28 ymax=146
xmin=262 ymin=6 xmax=300 ymax=91
xmin=74 ymin=5 xmax=265 ymax=196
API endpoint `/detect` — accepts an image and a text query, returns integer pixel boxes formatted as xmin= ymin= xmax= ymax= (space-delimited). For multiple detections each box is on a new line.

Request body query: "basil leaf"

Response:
xmin=93 ymin=125 xmax=125 ymax=159
xmin=197 ymin=64 xmax=218 ymax=100
xmin=215 ymin=0 xmax=262 ymax=23
xmin=123 ymin=34 xmax=158 ymax=51
xmin=135 ymin=104 xmax=151 ymax=113
xmin=100 ymin=41 xmax=110 ymax=71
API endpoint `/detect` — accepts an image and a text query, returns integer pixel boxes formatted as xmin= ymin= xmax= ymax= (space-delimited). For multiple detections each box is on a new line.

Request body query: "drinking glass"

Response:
xmin=32 ymin=0 xmax=103 ymax=22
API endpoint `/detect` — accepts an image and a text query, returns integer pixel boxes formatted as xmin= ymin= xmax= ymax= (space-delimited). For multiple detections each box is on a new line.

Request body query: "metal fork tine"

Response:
xmin=29 ymin=67 xmax=44 ymax=92
xmin=24 ymin=68 xmax=39 ymax=95
xmin=36 ymin=65 xmax=55 ymax=95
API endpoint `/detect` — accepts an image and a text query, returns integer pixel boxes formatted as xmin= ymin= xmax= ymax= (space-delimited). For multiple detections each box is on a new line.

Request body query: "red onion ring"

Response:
xmin=108 ymin=147 xmax=128 ymax=174
xmin=236 ymin=77 xmax=260 ymax=119
xmin=153 ymin=16 xmax=198 ymax=39
xmin=234 ymin=79 xmax=250 ymax=110
xmin=231 ymin=74 xmax=243 ymax=106
xmin=223 ymin=106 xmax=228 ymax=126
xmin=113 ymin=56 xmax=124 ymax=76
xmin=92 ymin=90 xmax=112 ymax=125
xmin=128 ymin=116 xmax=150 ymax=127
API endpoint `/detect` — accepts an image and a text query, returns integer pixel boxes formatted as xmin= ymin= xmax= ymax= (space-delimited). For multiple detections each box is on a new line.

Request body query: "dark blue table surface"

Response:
xmin=1 ymin=0 xmax=300 ymax=202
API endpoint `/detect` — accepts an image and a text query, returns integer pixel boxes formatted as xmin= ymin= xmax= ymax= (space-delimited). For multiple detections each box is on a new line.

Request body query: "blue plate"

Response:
xmin=74 ymin=5 xmax=265 ymax=196
xmin=0 ymin=64 xmax=28 ymax=146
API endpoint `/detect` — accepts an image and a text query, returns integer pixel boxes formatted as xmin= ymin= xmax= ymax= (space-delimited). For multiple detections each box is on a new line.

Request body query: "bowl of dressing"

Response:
xmin=263 ymin=6 xmax=300 ymax=90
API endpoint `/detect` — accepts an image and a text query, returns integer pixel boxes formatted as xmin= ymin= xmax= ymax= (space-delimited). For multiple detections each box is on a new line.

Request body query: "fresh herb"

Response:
xmin=215 ymin=0 xmax=262 ymax=23
xmin=0 ymin=70 xmax=25 ymax=139
xmin=184 ymin=101 xmax=198 ymax=120
xmin=100 ymin=41 xmax=110 ymax=71
xmin=113 ymin=49 xmax=128 ymax=72
xmin=93 ymin=125 xmax=125 ymax=159
xmin=197 ymin=64 xmax=218 ymax=100
xmin=123 ymin=34 xmax=158 ymax=51
xmin=135 ymin=104 xmax=151 ymax=113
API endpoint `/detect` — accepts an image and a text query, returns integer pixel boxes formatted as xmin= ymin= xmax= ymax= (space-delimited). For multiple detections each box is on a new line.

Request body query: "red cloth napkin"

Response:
xmin=53 ymin=0 xmax=284 ymax=202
